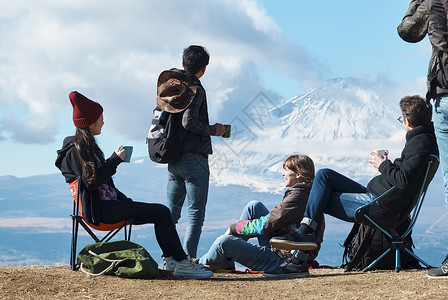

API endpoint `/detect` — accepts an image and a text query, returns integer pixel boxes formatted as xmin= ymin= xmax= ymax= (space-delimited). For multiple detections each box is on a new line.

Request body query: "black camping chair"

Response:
xmin=354 ymin=154 xmax=439 ymax=272
xmin=69 ymin=178 xmax=133 ymax=270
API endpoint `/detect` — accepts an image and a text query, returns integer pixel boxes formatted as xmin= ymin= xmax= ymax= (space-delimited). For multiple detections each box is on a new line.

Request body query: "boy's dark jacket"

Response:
xmin=228 ymin=182 xmax=324 ymax=263
xmin=55 ymin=136 xmax=131 ymax=225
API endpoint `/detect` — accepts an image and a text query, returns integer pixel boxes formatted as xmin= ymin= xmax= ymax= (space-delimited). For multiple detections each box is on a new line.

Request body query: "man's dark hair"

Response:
xmin=400 ymin=95 xmax=432 ymax=127
xmin=182 ymin=45 xmax=209 ymax=75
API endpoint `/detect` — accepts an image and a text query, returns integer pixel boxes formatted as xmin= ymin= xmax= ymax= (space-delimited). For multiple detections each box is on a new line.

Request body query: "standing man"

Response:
xmin=157 ymin=45 xmax=226 ymax=260
xmin=398 ymin=0 xmax=448 ymax=278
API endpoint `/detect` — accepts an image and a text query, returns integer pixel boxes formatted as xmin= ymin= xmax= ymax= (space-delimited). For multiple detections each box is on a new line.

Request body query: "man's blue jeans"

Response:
xmin=199 ymin=201 xmax=282 ymax=272
xmin=167 ymin=153 xmax=210 ymax=258
xmin=302 ymin=168 xmax=375 ymax=232
xmin=434 ymin=97 xmax=448 ymax=207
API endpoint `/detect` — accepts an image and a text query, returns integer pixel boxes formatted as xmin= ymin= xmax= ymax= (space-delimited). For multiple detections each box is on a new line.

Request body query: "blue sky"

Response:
xmin=0 ymin=0 xmax=431 ymax=177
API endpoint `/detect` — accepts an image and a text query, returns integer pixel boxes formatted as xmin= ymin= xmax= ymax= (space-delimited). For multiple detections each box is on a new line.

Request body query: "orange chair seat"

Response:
xmin=69 ymin=179 xmax=127 ymax=231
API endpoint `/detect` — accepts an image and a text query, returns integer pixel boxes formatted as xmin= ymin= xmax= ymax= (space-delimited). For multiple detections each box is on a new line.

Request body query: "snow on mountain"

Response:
xmin=211 ymin=77 xmax=406 ymax=192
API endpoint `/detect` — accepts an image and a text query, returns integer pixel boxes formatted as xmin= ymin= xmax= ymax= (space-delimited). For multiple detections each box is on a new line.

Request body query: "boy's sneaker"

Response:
xmin=263 ymin=260 xmax=309 ymax=278
xmin=160 ymin=256 xmax=176 ymax=272
xmin=428 ymin=255 xmax=448 ymax=278
xmin=203 ymin=258 xmax=235 ymax=273
xmin=173 ymin=259 xmax=214 ymax=279
xmin=269 ymin=229 xmax=317 ymax=251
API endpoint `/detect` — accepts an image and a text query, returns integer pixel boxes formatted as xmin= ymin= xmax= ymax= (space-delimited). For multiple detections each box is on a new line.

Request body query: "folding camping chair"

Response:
xmin=69 ymin=178 xmax=133 ymax=270
xmin=354 ymin=154 xmax=439 ymax=272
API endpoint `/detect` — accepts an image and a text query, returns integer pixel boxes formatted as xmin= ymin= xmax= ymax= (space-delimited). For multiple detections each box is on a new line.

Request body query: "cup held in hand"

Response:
xmin=222 ymin=125 xmax=231 ymax=138
xmin=120 ymin=146 xmax=133 ymax=162
xmin=374 ymin=149 xmax=389 ymax=157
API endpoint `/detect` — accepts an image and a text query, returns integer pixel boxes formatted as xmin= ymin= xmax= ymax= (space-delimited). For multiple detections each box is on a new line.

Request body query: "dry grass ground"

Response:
xmin=1 ymin=265 xmax=447 ymax=300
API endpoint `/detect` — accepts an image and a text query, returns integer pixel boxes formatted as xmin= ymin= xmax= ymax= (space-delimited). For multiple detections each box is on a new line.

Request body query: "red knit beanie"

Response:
xmin=69 ymin=91 xmax=103 ymax=128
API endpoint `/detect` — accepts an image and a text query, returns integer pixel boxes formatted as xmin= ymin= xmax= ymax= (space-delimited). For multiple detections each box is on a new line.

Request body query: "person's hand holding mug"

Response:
xmin=369 ymin=150 xmax=388 ymax=169
xmin=115 ymin=145 xmax=126 ymax=161
xmin=213 ymin=123 xmax=226 ymax=136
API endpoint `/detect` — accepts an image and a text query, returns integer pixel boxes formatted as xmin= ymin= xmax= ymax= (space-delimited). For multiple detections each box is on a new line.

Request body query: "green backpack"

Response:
xmin=77 ymin=240 xmax=159 ymax=279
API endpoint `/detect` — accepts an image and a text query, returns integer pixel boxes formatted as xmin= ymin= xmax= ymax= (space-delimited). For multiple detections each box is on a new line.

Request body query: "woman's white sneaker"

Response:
xmin=160 ymin=256 xmax=176 ymax=272
xmin=173 ymin=259 xmax=213 ymax=279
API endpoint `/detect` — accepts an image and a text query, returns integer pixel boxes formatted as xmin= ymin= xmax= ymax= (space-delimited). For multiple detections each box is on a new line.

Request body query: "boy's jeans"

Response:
xmin=167 ymin=153 xmax=210 ymax=258
xmin=434 ymin=97 xmax=448 ymax=207
xmin=238 ymin=201 xmax=270 ymax=246
xmin=199 ymin=201 xmax=281 ymax=272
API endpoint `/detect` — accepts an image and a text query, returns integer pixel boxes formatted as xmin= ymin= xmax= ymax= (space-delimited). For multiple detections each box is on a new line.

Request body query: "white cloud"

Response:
xmin=0 ymin=0 xmax=326 ymax=144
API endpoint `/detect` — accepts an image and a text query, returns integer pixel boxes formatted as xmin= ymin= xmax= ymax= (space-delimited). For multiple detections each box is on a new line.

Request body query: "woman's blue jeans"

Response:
xmin=199 ymin=201 xmax=282 ymax=272
xmin=302 ymin=168 xmax=375 ymax=232
xmin=434 ymin=97 xmax=448 ymax=207
xmin=167 ymin=153 xmax=210 ymax=258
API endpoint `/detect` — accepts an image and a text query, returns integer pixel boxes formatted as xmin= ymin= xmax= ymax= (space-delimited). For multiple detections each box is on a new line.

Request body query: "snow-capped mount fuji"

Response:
xmin=273 ymin=78 xmax=400 ymax=141
xmin=211 ymin=77 xmax=407 ymax=192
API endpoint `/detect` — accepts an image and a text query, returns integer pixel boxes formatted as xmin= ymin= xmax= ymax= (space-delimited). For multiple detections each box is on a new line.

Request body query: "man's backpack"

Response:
xmin=341 ymin=219 xmax=421 ymax=271
xmin=146 ymin=106 xmax=185 ymax=164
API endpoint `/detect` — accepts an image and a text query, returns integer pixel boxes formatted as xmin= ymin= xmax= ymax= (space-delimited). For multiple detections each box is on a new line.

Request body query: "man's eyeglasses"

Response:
xmin=397 ymin=116 xmax=403 ymax=123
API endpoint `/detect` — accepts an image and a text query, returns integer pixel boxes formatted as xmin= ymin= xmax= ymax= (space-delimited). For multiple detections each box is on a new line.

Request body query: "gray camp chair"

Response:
xmin=354 ymin=154 xmax=439 ymax=272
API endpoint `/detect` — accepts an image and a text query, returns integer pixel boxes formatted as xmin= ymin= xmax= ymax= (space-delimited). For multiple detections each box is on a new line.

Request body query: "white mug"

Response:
xmin=374 ymin=149 xmax=389 ymax=157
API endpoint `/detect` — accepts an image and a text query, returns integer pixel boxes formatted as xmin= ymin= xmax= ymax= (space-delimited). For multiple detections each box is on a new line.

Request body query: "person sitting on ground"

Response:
xmin=55 ymin=91 xmax=213 ymax=279
xmin=270 ymin=95 xmax=439 ymax=257
xmin=198 ymin=155 xmax=324 ymax=277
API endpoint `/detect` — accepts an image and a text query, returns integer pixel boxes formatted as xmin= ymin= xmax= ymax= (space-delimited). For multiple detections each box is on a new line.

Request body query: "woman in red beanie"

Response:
xmin=55 ymin=91 xmax=212 ymax=279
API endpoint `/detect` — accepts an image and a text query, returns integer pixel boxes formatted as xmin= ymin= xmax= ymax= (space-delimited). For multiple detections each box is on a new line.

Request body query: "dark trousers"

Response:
xmin=100 ymin=200 xmax=187 ymax=261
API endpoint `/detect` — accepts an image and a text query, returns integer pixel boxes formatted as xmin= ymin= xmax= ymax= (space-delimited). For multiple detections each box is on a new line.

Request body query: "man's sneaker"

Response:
xmin=269 ymin=229 xmax=317 ymax=251
xmin=173 ymin=259 xmax=214 ymax=279
xmin=160 ymin=256 xmax=176 ymax=272
xmin=263 ymin=260 xmax=309 ymax=278
xmin=203 ymin=258 xmax=235 ymax=273
xmin=428 ymin=255 xmax=448 ymax=278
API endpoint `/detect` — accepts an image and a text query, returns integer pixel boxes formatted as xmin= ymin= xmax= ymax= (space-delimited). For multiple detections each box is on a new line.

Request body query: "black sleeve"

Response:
xmin=83 ymin=152 xmax=122 ymax=192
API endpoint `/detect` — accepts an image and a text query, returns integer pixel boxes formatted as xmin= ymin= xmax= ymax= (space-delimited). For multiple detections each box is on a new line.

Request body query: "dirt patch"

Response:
xmin=1 ymin=265 xmax=447 ymax=299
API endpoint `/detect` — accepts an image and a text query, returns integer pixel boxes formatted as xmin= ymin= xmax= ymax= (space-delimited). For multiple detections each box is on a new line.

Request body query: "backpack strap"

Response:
xmin=79 ymin=250 xmax=125 ymax=276
xmin=442 ymin=0 xmax=448 ymax=18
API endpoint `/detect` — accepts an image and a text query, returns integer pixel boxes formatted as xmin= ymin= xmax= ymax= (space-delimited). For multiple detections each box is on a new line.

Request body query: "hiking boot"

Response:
xmin=203 ymin=258 xmax=235 ymax=273
xmin=263 ymin=260 xmax=309 ymax=278
xmin=173 ymin=258 xmax=214 ymax=279
xmin=428 ymin=255 xmax=448 ymax=278
xmin=160 ymin=256 xmax=176 ymax=272
xmin=269 ymin=229 xmax=317 ymax=251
